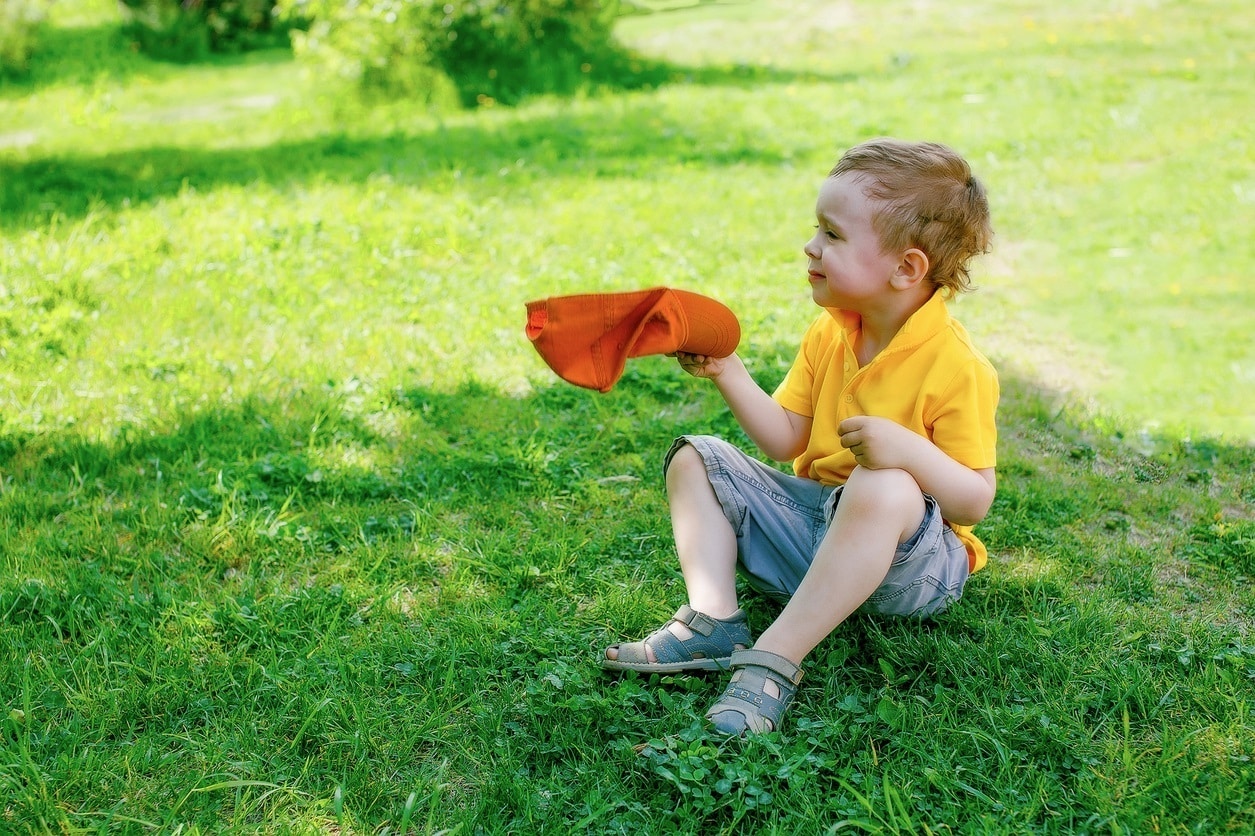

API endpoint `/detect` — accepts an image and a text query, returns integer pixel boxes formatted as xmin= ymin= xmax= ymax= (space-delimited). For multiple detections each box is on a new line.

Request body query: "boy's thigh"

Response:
xmin=666 ymin=435 xmax=832 ymax=602
xmin=857 ymin=492 xmax=970 ymax=618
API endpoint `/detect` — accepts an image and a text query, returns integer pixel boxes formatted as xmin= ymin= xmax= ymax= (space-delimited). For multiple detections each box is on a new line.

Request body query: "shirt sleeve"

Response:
xmin=772 ymin=315 xmax=830 ymax=418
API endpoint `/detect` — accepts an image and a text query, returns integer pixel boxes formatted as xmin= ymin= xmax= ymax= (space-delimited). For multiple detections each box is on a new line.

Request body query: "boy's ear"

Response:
xmin=891 ymin=247 xmax=930 ymax=289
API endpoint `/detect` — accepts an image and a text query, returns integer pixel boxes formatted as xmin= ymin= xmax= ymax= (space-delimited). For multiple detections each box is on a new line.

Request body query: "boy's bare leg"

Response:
xmin=605 ymin=443 xmax=741 ymax=663
xmin=667 ymin=443 xmax=741 ymax=619
xmin=752 ymin=466 xmax=926 ymax=671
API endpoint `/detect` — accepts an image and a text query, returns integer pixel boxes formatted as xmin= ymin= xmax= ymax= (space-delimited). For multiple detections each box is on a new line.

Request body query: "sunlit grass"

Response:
xmin=1 ymin=0 xmax=1252 ymax=832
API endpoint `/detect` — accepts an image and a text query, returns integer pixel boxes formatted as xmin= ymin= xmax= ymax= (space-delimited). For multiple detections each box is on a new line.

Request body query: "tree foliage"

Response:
xmin=280 ymin=0 xmax=632 ymax=107
xmin=0 ymin=0 xmax=51 ymax=76
xmin=119 ymin=0 xmax=293 ymax=62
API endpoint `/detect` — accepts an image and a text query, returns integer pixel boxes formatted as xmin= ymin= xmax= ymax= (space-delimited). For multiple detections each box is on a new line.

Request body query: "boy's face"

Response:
xmin=804 ymin=174 xmax=902 ymax=312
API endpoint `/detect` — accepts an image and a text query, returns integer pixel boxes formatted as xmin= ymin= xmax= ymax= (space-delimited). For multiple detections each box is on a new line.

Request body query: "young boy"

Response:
xmin=603 ymin=138 xmax=999 ymax=736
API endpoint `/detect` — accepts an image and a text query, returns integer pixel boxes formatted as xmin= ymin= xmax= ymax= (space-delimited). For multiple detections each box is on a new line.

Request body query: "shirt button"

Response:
xmin=844 ymin=394 xmax=854 ymax=403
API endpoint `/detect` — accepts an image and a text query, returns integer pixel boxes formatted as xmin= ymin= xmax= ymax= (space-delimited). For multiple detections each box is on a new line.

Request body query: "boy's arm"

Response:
xmin=837 ymin=415 xmax=996 ymax=526
xmin=676 ymin=352 xmax=811 ymax=462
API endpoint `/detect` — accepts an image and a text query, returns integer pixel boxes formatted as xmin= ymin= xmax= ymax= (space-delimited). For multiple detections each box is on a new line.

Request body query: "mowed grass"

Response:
xmin=1 ymin=0 xmax=1253 ymax=833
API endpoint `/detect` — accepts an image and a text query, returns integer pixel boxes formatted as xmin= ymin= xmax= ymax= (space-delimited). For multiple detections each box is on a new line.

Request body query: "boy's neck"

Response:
xmin=852 ymin=287 xmax=936 ymax=366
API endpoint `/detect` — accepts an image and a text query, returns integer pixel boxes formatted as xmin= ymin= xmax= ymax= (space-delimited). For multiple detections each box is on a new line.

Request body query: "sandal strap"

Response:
xmin=652 ymin=605 xmax=747 ymax=657
xmin=674 ymin=604 xmax=721 ymax=638
xmin=729 ymin=648 xmax=804 ymax=685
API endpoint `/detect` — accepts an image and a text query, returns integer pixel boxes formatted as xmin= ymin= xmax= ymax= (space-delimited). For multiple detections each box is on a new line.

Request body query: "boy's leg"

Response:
xmin=605 ymin=435 xmax=833 ymax=671
xmin=752 ymin=465 xmax=926 ymax=665
xmin=604 ymin=443 xmax=741 ymax=664
xmin=705 ymin=465 xmax=927 ymax=733
xmin=668 ymin=442 xmax=741 ymax=620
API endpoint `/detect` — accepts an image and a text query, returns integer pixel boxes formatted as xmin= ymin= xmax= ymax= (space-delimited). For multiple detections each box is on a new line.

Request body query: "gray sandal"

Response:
xmin=602 ymin=605 xmax=751 ymax=673
xmin=704 ymin=648 xmax=804 ymax=735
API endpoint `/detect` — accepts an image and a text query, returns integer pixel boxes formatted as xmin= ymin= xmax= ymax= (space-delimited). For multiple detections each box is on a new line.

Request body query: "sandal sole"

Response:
xmin=600 ymin=656 xmax=730 ymax=674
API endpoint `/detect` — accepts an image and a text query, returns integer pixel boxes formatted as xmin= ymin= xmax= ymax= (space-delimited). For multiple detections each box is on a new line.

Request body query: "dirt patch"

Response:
xmin=123 ymin=93 xmax=281 ymax=125
xmin=0 ymin=130 xmax=38 ymax=149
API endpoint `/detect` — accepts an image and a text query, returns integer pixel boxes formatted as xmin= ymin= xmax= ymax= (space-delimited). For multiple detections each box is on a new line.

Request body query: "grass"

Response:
xmin=2 ymin=0 xmax=1253 ymax=832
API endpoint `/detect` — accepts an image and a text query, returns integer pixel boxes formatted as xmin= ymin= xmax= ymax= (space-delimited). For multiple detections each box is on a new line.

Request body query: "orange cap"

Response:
xmin=525 ymin=287 xmax=741 ymax=392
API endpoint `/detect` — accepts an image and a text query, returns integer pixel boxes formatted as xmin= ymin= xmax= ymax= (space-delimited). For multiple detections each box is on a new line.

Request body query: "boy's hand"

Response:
xmin=837 ymin=415 xmax=920 ymax=469
xmin=674 ymin=351 xmax=729 ymax=380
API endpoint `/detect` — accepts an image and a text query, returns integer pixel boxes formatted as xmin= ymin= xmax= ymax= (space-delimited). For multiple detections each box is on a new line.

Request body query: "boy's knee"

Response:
xmin=841 ymin=466 xmax=926 ymax=537
xmin=665 ymin=441 xmax=706 ymax=487
xmin=843 ymin=465 xmax=923 ymax=504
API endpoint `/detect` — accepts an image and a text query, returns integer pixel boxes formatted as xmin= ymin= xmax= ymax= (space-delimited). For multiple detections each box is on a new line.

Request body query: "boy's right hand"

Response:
xmin=674 ymin=351 xmax=731 ymax=380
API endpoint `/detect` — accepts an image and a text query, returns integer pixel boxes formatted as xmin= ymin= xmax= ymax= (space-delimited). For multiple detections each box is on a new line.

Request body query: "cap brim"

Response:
xmin=669 ymin=289 xmax=740 ymax=358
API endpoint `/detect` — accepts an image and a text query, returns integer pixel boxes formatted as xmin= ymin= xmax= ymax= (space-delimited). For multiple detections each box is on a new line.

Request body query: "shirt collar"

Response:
xmin=824 ymin=291 xmax=951 ymax=355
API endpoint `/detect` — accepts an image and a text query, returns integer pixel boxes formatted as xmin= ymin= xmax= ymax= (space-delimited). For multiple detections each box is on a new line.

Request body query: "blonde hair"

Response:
xmin=830 ymin=138 xmax=993 ymax=295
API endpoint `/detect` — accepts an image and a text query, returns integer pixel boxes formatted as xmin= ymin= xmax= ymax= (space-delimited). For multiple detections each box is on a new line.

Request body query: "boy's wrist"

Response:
xmin=710 ymin=353 xmax=747 ymax=385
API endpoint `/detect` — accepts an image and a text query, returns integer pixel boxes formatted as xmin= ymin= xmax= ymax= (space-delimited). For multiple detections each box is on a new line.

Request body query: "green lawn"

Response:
xmin=1 ymin=0 xmax=1252 ymax=832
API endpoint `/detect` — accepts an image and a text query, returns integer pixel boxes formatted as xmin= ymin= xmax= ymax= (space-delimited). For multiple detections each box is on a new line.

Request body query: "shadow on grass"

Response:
xmin=3 ymin=363 xmax=1251 ymax=626
xmin=0 ymin=23 xmax=140 ymax=93
xmin=0 ymin=88 xmax=819 ymax=227
xmin=2 ymin=358 xmax=1251 ymax=828
xmin=0 ymin=23 xmax=296 ymax=95
xmin=1 ymin=19 xmax=855 ymax=228
xmin=3 ymin=363 xmax=1251 ymax=659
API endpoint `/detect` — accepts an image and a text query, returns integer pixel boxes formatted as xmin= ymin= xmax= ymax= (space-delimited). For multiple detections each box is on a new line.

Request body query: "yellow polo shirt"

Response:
xmin=773 ymin=292 xmax=999 ymax=572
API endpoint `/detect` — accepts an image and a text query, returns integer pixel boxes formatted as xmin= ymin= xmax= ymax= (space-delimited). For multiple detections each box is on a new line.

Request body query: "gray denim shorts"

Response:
xmin=666 ymin=435 xmax=970 ymax=618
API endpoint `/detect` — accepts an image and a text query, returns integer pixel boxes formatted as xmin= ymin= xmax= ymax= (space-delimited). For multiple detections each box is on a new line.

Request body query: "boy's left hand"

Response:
xmin=837 ymin=415 xmax=919 ymax=469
